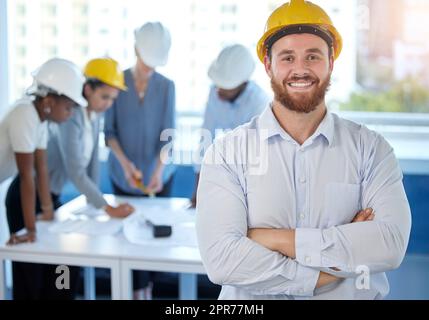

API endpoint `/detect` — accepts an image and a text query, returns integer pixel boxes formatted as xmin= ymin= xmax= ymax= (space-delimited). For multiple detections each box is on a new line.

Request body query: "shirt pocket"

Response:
xmin=324 ymin=182 xmax=361 ymax=227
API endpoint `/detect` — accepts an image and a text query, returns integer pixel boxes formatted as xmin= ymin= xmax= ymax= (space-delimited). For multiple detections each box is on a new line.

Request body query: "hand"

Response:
xmin=104 ymin=203 xmax=135 ymax=218
xmin=147 ymin=172 xmax=163 ymax=194
xmin=247 ymin=228 xmax=278 ymax=251
xmin=352 ymin=208 xmax=375 ymax=223
xmin=123 ymin=161 xmax=143 ymax=189
xmin=247 ymin=228 xmax=295 ymax=258
xmin=37 ymin=209 xmax=55 ymax=221
xmin=316 ymin=271 xmax=340 ymax=289
xmin=7 ymin=231 xmax=36 ymax=245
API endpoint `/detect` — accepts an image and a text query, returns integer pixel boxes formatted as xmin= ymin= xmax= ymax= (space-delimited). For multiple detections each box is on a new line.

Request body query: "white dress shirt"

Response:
xmin=196 ymin=105 xmax=411 ymax=300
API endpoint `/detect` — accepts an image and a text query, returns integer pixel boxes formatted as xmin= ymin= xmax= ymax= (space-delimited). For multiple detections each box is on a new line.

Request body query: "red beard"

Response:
xmin=271 ymin=74 xmax=331 ymax=114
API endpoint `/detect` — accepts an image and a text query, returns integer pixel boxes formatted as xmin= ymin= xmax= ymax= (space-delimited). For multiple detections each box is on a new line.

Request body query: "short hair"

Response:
xmin=83 ymin=78 xmax=108 ymax=99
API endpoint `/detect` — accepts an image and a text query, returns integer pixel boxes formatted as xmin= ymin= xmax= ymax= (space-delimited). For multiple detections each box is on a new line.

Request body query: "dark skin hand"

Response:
xmin=34 ymin=149 xmax=54 ymax=221
xmin=7 ymin=153 xmax=37 ymax=245
xmin=7 ymin=231 xmax=36 ymax=245
xmin=104 ymin=204 xmax=135 ymax=218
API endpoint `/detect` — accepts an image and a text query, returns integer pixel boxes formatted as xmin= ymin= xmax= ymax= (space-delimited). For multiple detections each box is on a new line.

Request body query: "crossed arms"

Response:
xmin=196 ymin=141 xmax=411 ymax=297
xmin=247 ymin=208 xmax=375 ymax=289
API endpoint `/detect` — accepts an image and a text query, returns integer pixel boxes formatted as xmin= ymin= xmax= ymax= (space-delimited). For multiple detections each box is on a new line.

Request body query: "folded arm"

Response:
xmin=249 ymin=137 xmax=411 ymax=277
xmin=197 ymin=145 xmax=336 ymax=297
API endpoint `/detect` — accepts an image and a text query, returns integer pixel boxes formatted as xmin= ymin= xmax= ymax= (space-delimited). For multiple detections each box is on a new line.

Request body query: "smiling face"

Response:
xmin=84 ymin=83 xmax=119 ymax=113
xmin=264 ymin=33 xmax=334 ymax=113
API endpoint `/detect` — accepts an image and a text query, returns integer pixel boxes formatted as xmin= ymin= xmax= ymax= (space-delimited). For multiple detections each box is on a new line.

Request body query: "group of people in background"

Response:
xmin=1 ymin=0 xmax=412 ymax=302
xmin=0 ymin=21 xmax=268 ymax=300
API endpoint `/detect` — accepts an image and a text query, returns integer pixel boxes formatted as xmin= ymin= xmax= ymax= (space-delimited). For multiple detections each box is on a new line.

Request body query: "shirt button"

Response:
xmin=305 ymin=256 xmax=312 ymax=264
xmin=299 ymin=177 xmax=306 ymax=183
xmin=300 ymin=214 xmax=306 ymax=220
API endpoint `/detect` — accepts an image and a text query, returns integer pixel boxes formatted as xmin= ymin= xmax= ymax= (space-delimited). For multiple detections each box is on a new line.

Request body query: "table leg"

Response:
xmin=0 ymin=259 xmax=5 ymax=300
xmin=120 ymin=263 xmax=132 ymax=300
xmin=179 ymin=273 xmax=197 ymax=300
xmin=84 ymin=267 xmax=96 ymax=300
xmin=110 ymin=262 xmax=122 ymax=300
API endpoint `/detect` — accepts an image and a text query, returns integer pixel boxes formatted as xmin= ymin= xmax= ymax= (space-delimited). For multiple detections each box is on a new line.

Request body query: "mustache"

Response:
xmin=284 ymin=75 xmax=319 ymax=85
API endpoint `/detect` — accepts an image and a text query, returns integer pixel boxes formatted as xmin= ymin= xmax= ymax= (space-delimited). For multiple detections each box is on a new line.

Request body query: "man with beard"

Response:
xmin=196 ymin=0 xmax=411 ymax=300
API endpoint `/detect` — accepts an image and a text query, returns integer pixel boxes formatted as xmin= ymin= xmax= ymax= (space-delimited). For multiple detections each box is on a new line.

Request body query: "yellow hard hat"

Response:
xmin=256 ymin=0 xmax=343 ymax=62
xmin=84 ymin=58 xmax=127 ymax=91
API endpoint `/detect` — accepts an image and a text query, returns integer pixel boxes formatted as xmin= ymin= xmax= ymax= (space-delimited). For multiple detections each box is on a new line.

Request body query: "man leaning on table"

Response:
xmin=196 ymin=0 xmax=411 ymax=300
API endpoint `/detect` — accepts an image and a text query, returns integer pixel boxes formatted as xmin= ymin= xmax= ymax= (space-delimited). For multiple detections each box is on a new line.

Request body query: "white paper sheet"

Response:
xmin=69 ymin=204 xmax=106 ymax=217
xmin=123 ymin=208 xmax=197 ymax=247
xmin=48 ymin=216 xmax=123 ymax=236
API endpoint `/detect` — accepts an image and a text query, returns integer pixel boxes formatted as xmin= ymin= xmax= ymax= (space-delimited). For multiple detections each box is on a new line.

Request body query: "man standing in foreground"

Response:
xmin=196 ymin=0 xmax=411 ymax=299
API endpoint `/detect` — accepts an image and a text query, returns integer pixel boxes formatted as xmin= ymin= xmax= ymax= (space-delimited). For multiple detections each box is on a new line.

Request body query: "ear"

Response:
xmin=83 ymin=83 xmax=93 ymax=99
xmin=43 ymin=95 xmax=55 ymax=106
xmin=329 ymin=54 xmax=334 ymax=72
xmin=264 ymin=54 xmax=273 ymax=78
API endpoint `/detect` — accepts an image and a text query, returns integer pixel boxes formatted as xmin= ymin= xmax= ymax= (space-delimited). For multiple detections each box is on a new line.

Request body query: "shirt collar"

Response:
xmin=258 ymin=104 xmax=290 ymax=141
xmin=313 ymin=110 xmax=334 ymax=147
xmin=82 ymin=108 xmax=97 ymax=124
xmin=258 ymin=104 xmax=334 ymax=147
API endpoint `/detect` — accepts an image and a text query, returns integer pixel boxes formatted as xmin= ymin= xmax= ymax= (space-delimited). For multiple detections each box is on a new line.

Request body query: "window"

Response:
xmin=220 ymin=4 xmax=237 ymax=14
xmin=342 ymin=0 xmax=429 ymax=114
xmin=17 ymin=46 xmax=26 ymax=57
xmin=43 ymin=3 xmax=57 ymax=16
xmin=20 ymin=67 xmax=26 ymax=78
xmin=45 ymin=3 xmax=57 ymax=16
xmin=81 ymin=46 xmax=89 ymax=56
xmin=220 ymin=23 xmax=237 ymax=32
xmin=5 ymin=1 xmax=429 ymax=120
xmin=81 ymin=4 xmax=89 ymax=16
xmin=42 ymin=46 xmax=57 ymax=56
xmin=79 ymin=25 xmax=88 ymax=36
xmin=42 ymin=25 xmax=57 ymax=37
xmin=18 ymin=25 xmax=26 ymax=37
xmin=16 ymin=4 xmax=26 ymax=16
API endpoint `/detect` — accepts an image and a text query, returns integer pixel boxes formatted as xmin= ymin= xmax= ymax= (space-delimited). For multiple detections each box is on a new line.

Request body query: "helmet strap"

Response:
xmin=265 ymin=24 xmax=334 ymax=56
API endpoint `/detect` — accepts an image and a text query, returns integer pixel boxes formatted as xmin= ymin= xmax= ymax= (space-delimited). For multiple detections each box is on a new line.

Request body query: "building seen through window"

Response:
xmin=6 ymin=0 xmax=429 ymax=115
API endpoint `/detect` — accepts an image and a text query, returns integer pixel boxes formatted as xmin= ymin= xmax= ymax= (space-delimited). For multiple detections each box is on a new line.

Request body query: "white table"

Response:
xmin=113 ymin=196 xmax=206 ymax=300
xmin=0 ymin=221 xmax=123 ymax=299
xmin=118 ymin=236 xmax=205 ymax=299
xmin=0 ymin=196 xmax=205 ymax=300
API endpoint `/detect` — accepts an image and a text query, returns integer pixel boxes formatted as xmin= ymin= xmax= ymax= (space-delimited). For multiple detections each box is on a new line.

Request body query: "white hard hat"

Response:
xmin=135 ymin=22 xmax=171 ymax=68
xmin=208 ymin=44 xmax=256 ymax=90
xmin=27 ymin=58 xmax=86 ymax=106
